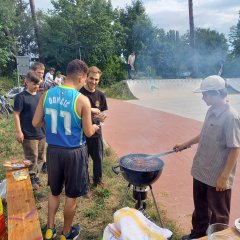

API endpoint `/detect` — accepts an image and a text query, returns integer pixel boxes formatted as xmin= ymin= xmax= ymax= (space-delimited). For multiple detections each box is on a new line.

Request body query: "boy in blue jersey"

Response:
xmin=33 ymin=59 xmax=99 ymax=240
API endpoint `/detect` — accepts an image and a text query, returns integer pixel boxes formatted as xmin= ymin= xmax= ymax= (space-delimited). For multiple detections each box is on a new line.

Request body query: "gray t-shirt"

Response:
xmin=191 ymin=103 xmax=240 ymax=188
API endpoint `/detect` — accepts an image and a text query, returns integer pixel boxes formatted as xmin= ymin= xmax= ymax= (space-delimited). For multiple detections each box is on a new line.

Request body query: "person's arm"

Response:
xmin=173 ymin=134 xmax=200 ymax=151
xmin=13 ymin=111 xmax=24 ymax=143
xmin=93 ymin=94 xmax=108 ymax=122
xmin=127 ymin=55 xmax=130 ymax=65
xmin=93 ymin=110 xmax=107 ymax=122
xmin=32 ymin=94 xmax=45 ymax=128
xmin=77 ymin=96 xmax=99 ymax=137
xmin=91 ymin=108 xmax=100 ymax=114
xmin=48 ymin=76 xmax=55 ymax=83
xmin=216 ymin=147 xmax=240 ymax=191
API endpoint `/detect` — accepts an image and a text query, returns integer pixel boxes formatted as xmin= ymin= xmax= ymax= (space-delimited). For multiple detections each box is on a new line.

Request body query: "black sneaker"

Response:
xmin=182 ymin=234 xmax=199 ymax=240
xmin=59 ymin=224 xmax=80 ymax=240
xmin=30 ymin=176 xmax=40 ymax=191
xmin=42 ymin=162 xmax=47 ymax=174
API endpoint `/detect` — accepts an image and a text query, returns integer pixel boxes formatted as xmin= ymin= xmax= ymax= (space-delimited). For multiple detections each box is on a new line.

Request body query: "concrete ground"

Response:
xmin=102 ymin=79 xmax=240 ymax=233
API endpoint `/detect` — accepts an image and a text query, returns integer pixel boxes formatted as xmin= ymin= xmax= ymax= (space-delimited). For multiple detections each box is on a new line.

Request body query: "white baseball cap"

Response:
xmin=193 ymin=75 xmax=226 ymax=93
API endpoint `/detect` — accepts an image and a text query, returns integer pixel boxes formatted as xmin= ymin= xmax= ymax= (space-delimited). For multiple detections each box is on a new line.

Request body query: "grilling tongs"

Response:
xmin=144 ymin=145 xmax=191 ymax=160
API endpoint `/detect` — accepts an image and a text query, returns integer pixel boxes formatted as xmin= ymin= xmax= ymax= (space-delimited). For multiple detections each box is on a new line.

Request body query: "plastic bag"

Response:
xmin=0 ymin=180 xmax=6 ymax=200
xmin=102 ymin=226 xmax=118 ymax=240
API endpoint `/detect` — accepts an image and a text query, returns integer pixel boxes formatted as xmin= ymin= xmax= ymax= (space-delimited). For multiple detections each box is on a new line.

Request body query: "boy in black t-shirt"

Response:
xmin=30 ymin=62 xmax=47 ymax=173
xmin=13 ymin=71 xmax=46 ymax=190
xmin=80 ymin=66 xmax=108 ymax=187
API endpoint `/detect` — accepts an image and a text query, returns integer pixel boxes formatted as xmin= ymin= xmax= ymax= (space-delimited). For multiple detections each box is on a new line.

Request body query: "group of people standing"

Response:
xmin=13 ymin=59 xmax=108 ymax=240
xmin=12 ymin=56 xmax=240 ymax=240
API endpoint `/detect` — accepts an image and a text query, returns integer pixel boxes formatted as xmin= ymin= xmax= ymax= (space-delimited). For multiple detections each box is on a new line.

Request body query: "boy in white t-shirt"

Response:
xmin=54 ymin=71 xmax=63 ymax=85
xmin=44 ymin=67 xmax=55 ymax=89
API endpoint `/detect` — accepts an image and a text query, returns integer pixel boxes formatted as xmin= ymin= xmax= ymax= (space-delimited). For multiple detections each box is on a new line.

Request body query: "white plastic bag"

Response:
xmin=0 ymin=179 xmax=6 ymax=199
xmin=102 ymin=225 xmax=118 ymax=240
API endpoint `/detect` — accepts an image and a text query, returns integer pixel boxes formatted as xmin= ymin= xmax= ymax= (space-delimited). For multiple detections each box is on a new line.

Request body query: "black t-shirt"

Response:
xmin=14 ymin=91 xmax=45 ymax=139
xmin=80 ymin=87 xmax=108 ymax=137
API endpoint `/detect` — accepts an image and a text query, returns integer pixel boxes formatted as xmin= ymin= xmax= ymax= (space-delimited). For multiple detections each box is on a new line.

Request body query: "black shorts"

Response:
xmin=47 ymin=144 xmax=88 ymax=198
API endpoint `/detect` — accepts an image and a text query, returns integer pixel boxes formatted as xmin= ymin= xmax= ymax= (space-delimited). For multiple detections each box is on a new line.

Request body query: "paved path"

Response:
xmin=103 ymin=98 xmax=240 ymax=233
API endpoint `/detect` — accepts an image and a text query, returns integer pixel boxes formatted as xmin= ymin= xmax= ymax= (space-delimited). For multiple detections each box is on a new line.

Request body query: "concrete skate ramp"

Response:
xmin=227 ymin=78 xmax=240 ymax=92
xmin=126 ymin=79 xmax=240 ymax=121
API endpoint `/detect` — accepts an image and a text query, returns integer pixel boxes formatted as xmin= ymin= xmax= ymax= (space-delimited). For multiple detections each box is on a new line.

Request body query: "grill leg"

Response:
xmin=149 ymin=185 xmax=164 ymax=227
xmin=121 ymin=183 xmax=131 ymax=207
xmin=134 ymin=190 xmax=147 ymax=210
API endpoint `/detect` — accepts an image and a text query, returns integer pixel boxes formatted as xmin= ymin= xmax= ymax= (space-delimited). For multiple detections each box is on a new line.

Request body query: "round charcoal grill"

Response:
xmin=113 ymin=153 xmax=164 ymax=186
xmin=112 ymin=148 xmax=189 ymax=231
xmin=112 ymin=153 xmax=165 ymax=227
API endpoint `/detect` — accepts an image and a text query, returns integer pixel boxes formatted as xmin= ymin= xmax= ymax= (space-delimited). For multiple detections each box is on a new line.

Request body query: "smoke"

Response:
xmin=132 ymin=22 xmax=235 ymax=79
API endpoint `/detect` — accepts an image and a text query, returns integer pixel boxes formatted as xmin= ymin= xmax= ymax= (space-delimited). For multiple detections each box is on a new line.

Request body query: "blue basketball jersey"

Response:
xmin=43 ymin=86 xmax=86 ymax=147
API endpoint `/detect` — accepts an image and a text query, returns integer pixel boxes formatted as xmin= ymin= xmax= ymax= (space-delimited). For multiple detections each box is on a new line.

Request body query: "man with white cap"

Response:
xmin=174 ymin=75 xmax=240 ymax=239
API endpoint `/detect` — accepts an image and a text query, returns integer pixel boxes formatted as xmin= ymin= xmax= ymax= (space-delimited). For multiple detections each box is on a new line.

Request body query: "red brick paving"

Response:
xmin=103 ymin=98 xmax=240 ymax=233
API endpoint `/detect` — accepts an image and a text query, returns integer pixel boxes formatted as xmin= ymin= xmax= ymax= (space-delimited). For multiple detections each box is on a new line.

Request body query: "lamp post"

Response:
xmin=79 ymin=46 xmax=82 ymax=60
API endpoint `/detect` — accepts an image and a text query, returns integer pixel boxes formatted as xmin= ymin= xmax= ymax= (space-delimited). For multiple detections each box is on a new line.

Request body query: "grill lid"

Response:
xmin=119 ymin=154 xmax=164 ymax=172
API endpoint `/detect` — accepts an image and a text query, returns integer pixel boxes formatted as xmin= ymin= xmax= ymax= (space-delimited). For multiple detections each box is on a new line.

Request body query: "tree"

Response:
xmin=194 ymin=28 xmax=228 ymax=76
xmin=0 ymin=0 xmax=36 ymax=75
xmin=225 ymin=11 xmax=240 ymax=77
xmin=0 ymin=0 xmax=17 ymax=73
xmin=40 ymin=0 xmax=125 ymax=74
xmin=229 ymin=11 xmax=240 ymax=57
xmin=119 ymin=0 xmax=147 ymax=56
xmin=188 ymin=0 xmax=197 ymax=76
xmin=29 ymin=0 xmax=42 ymax=59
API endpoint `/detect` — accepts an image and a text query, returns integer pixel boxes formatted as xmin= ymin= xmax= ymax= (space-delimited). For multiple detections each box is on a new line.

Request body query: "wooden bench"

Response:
xmin=6 ymin=168 xmax=43 ymax=240
xmin=198 ymin=226 xmax=240 ymax=239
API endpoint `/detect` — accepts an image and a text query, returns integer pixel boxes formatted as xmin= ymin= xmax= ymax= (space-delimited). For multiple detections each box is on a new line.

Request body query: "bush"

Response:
xmin=104 ymin=81 xmax=137 ymax=100
xmin=101 ymin=56 xmax=127 ymax=86
xmin=0 ymin=76 xmax=18 ymax=95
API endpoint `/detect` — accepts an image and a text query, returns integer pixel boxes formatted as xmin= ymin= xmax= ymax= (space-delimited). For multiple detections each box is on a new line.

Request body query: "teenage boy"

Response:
xmin=44 ymin=67 xmax=55 ymax=89
xmin=80 ymin=66 xmax=108 ymax=187
xmin=174 ymin=75 xmax=240 ymax=239
xmin=30 ymin=62 xmax=47 ymax=173
xmin=13 ymin=71 xmax=46 ymax=190
xmin=33 ymin=59 xmax=99 ymax=240
xmin=31 ymin=62 xmax=45 ymax=87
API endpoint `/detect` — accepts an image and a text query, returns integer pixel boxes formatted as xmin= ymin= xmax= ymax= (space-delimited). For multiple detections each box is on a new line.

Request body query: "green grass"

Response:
xmin=0 ymin=116 xmax=23 ymax=180
xmin=0 ymin=76 xmax=18 ymax=96
xmin=104 ymin=81 xmax=137 ymax=100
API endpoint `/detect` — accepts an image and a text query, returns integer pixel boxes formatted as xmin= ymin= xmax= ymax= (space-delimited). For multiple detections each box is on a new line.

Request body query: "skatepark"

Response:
xmin=103 ymin=78 xmax=240 ymax=233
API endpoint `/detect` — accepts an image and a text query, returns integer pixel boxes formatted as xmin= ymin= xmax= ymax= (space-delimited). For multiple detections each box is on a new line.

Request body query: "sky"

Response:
xmin=35 ymin=0 xmax=240 ymax=38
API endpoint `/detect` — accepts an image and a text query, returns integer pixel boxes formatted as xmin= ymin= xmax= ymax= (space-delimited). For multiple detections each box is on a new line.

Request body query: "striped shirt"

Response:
xmin=191 ymin=103 xmax=240 ymax=188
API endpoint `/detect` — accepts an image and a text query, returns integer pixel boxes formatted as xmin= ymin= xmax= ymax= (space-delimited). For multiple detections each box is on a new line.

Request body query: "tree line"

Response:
xmin=1 ymin=0 xmax=240 ymax=85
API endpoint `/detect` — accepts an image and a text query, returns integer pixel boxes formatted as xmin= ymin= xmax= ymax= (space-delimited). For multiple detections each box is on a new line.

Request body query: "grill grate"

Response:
xmin=119 ymin=154 xmax=164 ymax=172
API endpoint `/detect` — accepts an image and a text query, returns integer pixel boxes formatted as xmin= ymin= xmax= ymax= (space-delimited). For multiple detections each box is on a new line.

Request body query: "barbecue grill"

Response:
xmin=112 ymin=153 xmax=165 ymax=227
